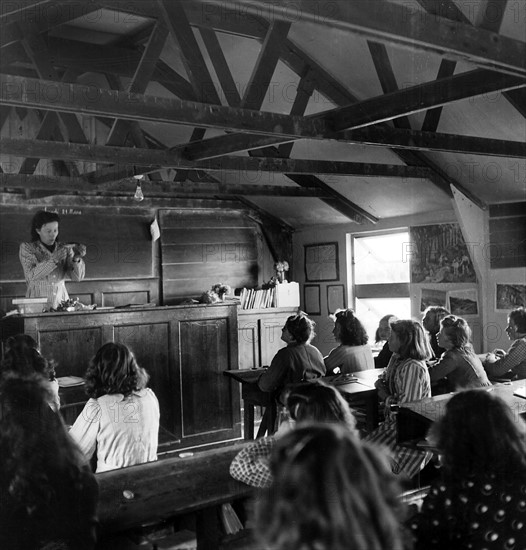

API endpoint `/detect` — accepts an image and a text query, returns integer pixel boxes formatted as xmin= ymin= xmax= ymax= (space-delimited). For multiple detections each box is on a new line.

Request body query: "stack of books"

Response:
xmin=239 ymin=287 xmax=276 ymax=309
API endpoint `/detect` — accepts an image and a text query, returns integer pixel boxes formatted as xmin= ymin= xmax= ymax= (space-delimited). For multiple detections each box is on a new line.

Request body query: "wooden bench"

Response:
xmin=96 ymin=443 xmax=254 ymax=549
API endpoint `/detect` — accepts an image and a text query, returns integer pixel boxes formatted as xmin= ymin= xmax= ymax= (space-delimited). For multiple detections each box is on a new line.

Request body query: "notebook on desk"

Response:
xmin=513 ymin=385 xmax=526 ymax=399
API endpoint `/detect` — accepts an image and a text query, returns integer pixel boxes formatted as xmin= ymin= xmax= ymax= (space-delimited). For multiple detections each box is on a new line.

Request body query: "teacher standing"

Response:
xmin=19 ymin=211 xmax=86 ymax=309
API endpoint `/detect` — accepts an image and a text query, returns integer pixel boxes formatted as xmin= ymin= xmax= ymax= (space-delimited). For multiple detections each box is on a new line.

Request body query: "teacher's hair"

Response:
xmin=509 ymin=306 xmax=526 ymax=333
xmin=30 ymin=210 xmax=60 ymax=241
xmin=390 ymin=320 xmax=432 ymax=360
xmin=84 ymin=342 xmax=149 ymax=398
xmin=1 ymin=333 xmax=56 ymax=381
xmin=257 ymin=423 xmax=405 ymax=550
xmin=433 ymin=390 xmax=526 ymax=479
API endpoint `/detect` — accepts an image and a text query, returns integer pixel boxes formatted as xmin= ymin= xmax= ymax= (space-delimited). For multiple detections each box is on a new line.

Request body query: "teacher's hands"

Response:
xmin=72 ymin=243 xmax=87 ymax=258
xmin=53 ymin=247 xmax=70 ymax=263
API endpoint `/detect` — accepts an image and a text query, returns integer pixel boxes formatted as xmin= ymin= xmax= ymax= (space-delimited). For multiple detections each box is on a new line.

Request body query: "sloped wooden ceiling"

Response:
xmin=0 ymin=0 xmax=525 ymax=228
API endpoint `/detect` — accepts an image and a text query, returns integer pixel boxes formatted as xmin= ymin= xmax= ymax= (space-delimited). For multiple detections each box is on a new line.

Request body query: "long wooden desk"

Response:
xmin=224 ymin=368 xmax=383 ymax=438
xmin=397 ymin=380 xmax=526 ymax=446
xmin=97 ymin=443 xmax=254 ymax=550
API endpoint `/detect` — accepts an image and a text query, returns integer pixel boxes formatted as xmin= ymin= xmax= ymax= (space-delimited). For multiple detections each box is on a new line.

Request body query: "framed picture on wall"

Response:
xmin=496 ymin=283 xmax=526 ymax=310
xmin=447 ymin=289 xmax=479 ymax=316
xmin=304 ymin=285 xmax=321 ymax=315
xmin=304 ymin=242 xmax=339 ymax=282
xmin=327 ymin=284 xmax=346 ymax=315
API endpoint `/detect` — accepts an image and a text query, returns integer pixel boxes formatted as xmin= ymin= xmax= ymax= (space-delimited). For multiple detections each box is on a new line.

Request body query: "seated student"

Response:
xmin=258 ymin=312 xmax=325 ymax=405
xmin=409 ymin=390 xmax=526 ymax=549
xmin=428 ymin=315 xmax=491 ymax=392
xmin=256 ymin=423 xmax=407 ymax=550
xmin=230 ymin=379 xmax=357 ymax=488
xmin=70 ymin=342 xmax=160 ymax=473
xmin=0 ymin=375 xmax=98 ymax=550
xmin=324 ymin=308 xmax=374 ymax=374
xmin=0 ymin=333 xmax=60 ymax=412
xmin=422 ymin=306 xmax=450 ymax=360
xmin=482 ymin=306 xmax=526 ymax=380
xmin=366 ymin=320 xmax=432 ymax=479
xmin=374 ymin=314 xmax=397 ymax=369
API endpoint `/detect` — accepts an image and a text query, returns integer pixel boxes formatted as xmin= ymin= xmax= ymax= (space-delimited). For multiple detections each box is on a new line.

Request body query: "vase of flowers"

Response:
xmin=274 ymin=261 xmax=289 ymax=284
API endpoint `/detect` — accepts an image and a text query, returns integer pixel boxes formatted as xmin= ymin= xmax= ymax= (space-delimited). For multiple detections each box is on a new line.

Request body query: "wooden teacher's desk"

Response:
xmin=397 ymin=380 xmax=526 ymax=446
xmin=224 ymin=368 xmax=383 ymax=438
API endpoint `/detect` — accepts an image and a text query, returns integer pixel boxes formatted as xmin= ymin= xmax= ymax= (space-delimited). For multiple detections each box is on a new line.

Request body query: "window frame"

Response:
xmin=349 ymin=228 xmax=411 ymax=310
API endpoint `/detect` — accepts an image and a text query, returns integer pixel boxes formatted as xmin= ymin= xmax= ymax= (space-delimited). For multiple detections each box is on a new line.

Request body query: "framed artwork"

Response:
xmin=447 ymin=289 xmax=479 ymax=316
xmin=327 ymin=284 xmax=346 ymax=315
xmin=304 ymin=284 xmax=321 ymax=315
xmin=496 ymin=283 xmax=526 ymax=310
xmin=304 ymin=242 xmax=339 ymax=282
xmin=410 ymin=223 xmax=476 ymax=284
xmin=420 ymin=288 xmax=448 ymax=312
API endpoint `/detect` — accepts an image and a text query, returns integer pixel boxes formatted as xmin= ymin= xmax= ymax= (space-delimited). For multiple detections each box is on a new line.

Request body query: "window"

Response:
xmin=349 ymin=231 xmax=411 ymax=348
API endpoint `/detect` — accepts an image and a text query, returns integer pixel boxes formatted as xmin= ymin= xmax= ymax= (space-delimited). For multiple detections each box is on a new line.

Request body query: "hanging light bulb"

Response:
xmin=133 ymin=174 xmax=144 ymax=201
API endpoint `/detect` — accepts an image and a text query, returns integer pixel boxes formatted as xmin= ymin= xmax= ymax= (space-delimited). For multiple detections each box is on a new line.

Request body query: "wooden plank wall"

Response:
xmin=159 ymin=210 xmax=261 ymax=304
xmin=489 ymin=202 xmax=526 ymax=269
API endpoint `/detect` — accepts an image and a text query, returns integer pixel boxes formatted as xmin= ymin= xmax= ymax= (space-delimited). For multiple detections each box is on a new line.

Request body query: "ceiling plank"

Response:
xmin=198 ymin=0 xmax=526 ymax=77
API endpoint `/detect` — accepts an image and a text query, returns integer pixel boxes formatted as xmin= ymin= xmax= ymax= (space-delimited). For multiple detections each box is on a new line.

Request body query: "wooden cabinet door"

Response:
xmin=177 ymin=312 xmax=241 ymax=447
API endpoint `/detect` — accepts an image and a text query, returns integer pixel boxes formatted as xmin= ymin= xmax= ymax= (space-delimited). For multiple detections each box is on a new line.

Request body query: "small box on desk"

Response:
xmin=275 ymin=282 xmax=300 ymax=308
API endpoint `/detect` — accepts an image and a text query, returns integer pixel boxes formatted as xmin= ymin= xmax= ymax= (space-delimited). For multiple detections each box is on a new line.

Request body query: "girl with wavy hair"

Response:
xmin=324 ymin=308 xmax=374 ymax=375
xmin=366 ymin=319 xmax=433 ymax=478
xmin=410 ymin=390 xmax=526 ymax=549
xmin=428 ymin=315 xmax=491 ymax=391
xmin=70 ymin=342 xmax=160 ymax=472
xmin=0 ymin=375 xmax=98 ymax=549
xmin=257 ymin=423 xmax=406 ymax=550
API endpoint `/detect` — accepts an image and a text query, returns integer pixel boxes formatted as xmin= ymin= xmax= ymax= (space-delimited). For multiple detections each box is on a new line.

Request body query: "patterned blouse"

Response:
xmin=19 ymin=241 xmax=85 ymax=309
xmin=229 ymin=436 xmax=275 ymax=488
xmin=410 ymin=473 xmax=526 ymax=549
xmin=484 ymin=338 xmax=526 ymax=380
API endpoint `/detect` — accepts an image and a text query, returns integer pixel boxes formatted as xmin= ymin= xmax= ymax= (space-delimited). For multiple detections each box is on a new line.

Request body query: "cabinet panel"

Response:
xmin=238 ymin=322 xmax=259 ymax=369
xmin=39 ymin=327 xmax=103 ymax=378
xmin=114 ymin=322 xmax=175 ymax=436
xmin=180 ymin=317 xmax=239 ymax=444
xmin=238 ymin=308 xmax=297 ymax=369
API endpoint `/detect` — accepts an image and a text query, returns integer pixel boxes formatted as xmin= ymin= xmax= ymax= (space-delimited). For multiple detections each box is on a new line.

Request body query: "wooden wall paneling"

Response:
xmin=114 ymin=321 xmax=176 ymax=437
xmin=489 ymin=215 xmax=526 ymax=269
xmin=159 ymin=209 xmax=260 ymax=303
xmin=1 ymin=305 xmax=241 ymax=450
xmin=178 ymin=310 xmax=240 ymax=445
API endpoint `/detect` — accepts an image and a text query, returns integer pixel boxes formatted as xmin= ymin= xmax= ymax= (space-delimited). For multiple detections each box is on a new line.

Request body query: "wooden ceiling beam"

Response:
xmin=417 ymin=0 xmax=526 ymax=120
xmin=1 ymin=138 xmax=433 ymax=179
xmin=4 ymin=74 xmax=522 ymax=161
xmin=198 ymin=0 xmax=526 ymax=77
xmin=340 ymin=127 xmax=526 ymax=159
xmin=180 ymin=69 xmax=525 ymax=159
xmin=0 ymin=173 xmax=330 ymax=197
xmin=105 ymin=22 xmax=168 ymax=147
